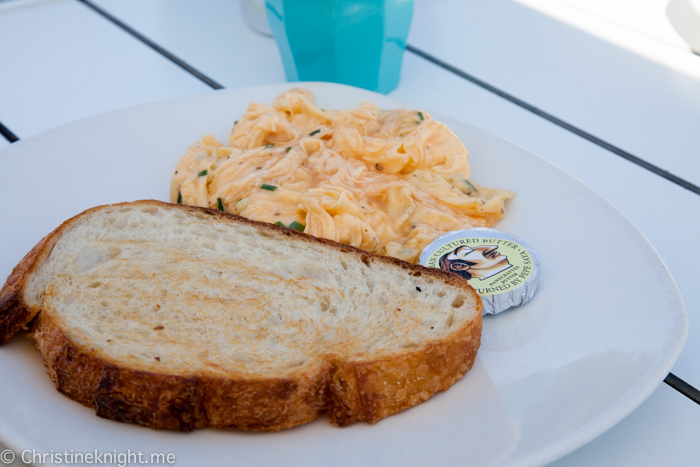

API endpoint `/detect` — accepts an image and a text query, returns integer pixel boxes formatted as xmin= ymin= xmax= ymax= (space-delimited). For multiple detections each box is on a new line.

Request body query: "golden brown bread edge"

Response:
xmin=0 ymin=200 xmax=483 ymax=431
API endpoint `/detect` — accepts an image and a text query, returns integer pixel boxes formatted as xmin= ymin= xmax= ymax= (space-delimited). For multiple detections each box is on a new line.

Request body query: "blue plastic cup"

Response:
xmin=265 ymin=0 xmax=414 ymax=94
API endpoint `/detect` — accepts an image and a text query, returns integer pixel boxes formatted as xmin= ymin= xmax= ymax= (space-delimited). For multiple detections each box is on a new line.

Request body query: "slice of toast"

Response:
xmin=0 ymin=200 xmax=482 ymax=431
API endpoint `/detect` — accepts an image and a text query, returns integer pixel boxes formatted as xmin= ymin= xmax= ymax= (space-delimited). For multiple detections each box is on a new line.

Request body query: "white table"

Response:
xmin=0 ymin=0 xmax=698 ymax=465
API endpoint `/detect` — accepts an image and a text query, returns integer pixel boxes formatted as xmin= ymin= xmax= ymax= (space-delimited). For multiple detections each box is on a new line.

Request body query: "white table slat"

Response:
xmin=518 ymin=0 xmax=690 ymax=50
xmin=0 ymin=0 xmax=210 ymax=140
xmin=92 ymin=0 xmax=286 ymax=87
xmin=408 ymin=0 xmax=700 ymax=188
xmin=551 ymin=384 xmax=700 ymax=466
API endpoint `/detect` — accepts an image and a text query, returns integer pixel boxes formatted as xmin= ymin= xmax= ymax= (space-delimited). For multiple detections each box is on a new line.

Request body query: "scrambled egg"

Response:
xmin=171 ymin=89 xmax=513 ymax=263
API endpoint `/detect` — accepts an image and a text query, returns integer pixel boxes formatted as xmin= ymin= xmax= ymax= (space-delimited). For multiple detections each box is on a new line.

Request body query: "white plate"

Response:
xmin=0 ymin=83 xmax=687 ymax=467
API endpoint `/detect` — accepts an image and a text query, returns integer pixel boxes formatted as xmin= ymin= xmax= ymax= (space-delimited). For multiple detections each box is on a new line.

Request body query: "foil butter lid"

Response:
xmin=420 ymin=228 xmax=540 ymax=315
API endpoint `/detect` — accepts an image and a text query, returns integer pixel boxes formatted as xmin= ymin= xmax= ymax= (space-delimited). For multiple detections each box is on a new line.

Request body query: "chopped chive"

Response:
xmin=289 ymin=221 xmax=305 ymax=232
xmin=274 ymin=221 xmax=286 ymax=227
xmin=217 ymin=198 xmax=225 ymax=211
xmin=415 ymin=120 xmax=421 ymax=124
xmin=177 ymin=192 xmax=182 ymax=204
xmin=464 ymin=179 xmax=478 ymax=193
xmin=198 ymin=170 xmax=208 ymax=177
xmin=309 ymin=129 xmax=321 ymax=136
xmin=417 ymin=111 xmax=424 ymax=121
xmin=261 ymin=184 xmax=277 ymax=191
xmin=266 ymin=143 xmax=275 ymax=148
xmin=285 ymin=147 xmax=292 ymax=152
xmin=234 ymin=120 xmax=239 ymax=125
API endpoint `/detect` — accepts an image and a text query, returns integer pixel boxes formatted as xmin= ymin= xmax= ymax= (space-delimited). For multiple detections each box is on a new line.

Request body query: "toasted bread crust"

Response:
xmin=29 ymin=313 xmax=327 ymax=431
xmin=328 ymin=319 xmax=480 ymax=426
xmin=0 ymin=200 xmax=482 ymax=431
xmin=29 ymin=310 xmax=479 ymax=431
xmin=0 ymin=228 xmax=62 ymax=344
